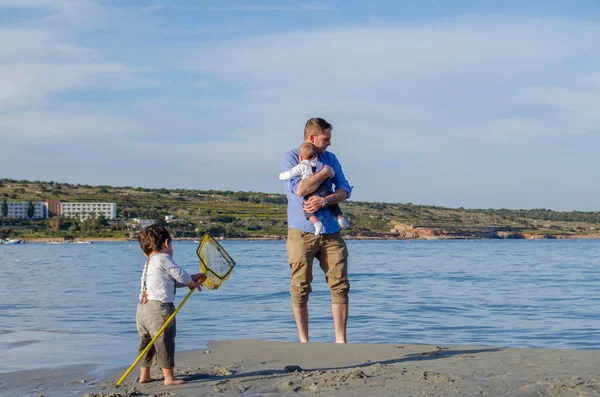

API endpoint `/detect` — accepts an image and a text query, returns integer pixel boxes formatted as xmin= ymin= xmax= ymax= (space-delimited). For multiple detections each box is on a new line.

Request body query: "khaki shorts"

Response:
xmin=286 ymin=228 xmax=349 ymax=307
xmin=136 ymin=300 xmax=176 ymax=368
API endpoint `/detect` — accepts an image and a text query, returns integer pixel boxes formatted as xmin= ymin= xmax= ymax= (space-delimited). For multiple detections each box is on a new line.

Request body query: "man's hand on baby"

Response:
xmin=320 ymin=165 xmax=335 ymax=179
xmin=303 ymin=196 xmax=324 ymax=213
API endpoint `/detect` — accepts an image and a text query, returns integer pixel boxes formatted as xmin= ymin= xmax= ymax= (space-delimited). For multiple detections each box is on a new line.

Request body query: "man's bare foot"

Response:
xmin=164 ymin=379 xmax=185 ymax=386
xmin=137 ymin=377 xmax=153 ymax=384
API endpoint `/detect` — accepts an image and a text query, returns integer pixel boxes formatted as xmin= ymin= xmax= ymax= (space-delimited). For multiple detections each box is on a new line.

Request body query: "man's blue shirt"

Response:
xmin=280 ymin=149 xmax=353 ymax=234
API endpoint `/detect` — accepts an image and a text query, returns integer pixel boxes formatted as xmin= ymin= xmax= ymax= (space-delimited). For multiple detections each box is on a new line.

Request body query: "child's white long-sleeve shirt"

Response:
xmin=139 ymin=253 xmax=192 ymax=303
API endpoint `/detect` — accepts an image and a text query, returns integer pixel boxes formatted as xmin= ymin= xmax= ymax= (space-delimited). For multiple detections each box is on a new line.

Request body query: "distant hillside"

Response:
xmin=1 ymin=178 xmax=599 ymax=240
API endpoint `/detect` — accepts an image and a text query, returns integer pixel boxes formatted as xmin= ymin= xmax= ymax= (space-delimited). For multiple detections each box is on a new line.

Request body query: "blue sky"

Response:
xmin=1 ymin=0 xmax=599 ymax=211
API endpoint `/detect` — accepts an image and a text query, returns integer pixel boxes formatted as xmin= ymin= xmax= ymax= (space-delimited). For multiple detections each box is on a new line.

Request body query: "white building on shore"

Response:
xmin=1 ymin=200 xmax=117 ymax=221
xmin=60 ymin=202 xmax=117 ymax=221
xmin=0 ymin=202 xmax=46 ymax=219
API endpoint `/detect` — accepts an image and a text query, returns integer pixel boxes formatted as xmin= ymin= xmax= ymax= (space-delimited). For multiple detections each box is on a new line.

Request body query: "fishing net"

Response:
xmin=196 ymin=233 xmax=236 ymax=290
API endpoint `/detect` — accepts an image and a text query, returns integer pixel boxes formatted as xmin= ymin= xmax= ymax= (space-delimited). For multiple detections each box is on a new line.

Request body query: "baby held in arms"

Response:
xmin=279 ymin=142 xmax=350 ymax=235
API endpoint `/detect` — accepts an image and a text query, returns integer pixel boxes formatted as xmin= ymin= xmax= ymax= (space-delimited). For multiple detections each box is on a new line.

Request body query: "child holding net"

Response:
xmin=136 ymin=225 xmax=207 ymax=385
xmin=279 ymin=142 xmax=350 ymax=235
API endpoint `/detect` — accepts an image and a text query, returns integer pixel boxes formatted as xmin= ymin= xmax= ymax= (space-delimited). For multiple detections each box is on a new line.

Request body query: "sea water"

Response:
xmin=1 ymin=239 xmax=599 ymax=375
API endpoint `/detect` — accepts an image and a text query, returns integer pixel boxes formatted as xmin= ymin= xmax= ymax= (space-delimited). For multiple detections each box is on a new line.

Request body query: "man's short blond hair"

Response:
xmin=304 ymin=117 xmax=333 ymax=140
xmin=299 ymin=142 xmax=318 ymax=160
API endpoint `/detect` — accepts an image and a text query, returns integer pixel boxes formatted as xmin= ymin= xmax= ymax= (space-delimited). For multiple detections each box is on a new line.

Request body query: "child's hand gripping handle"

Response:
xmin=189 ymin=273 xmax=207 ymax=291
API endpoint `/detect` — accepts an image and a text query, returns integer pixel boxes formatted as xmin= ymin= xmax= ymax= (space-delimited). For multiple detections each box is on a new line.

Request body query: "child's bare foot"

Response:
xmin=164 ymin=379 xmax=185 ymax=386
xmin=139 ymin=367 xmax=153 ymax=384
xmin=162 ymin=367 xmax=184 ymax=386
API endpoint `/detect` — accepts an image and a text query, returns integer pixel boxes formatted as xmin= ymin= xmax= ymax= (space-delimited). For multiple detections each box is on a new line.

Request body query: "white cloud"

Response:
xmin=0 ymin=0 xmax=100 ymax=14
xmin=0 ymin=24 xmax=148 ymax=111
xmin=0 ymin=0 xmax=66 ymax=7
xmin=176 ymin=17 xmax=600 ymax=145
xmin=183 ymin=19 xmax=599 ymax=82
xmin=0 ymin=28 xmax=92 ymax=62
xmin=0 ymin=62 xmax=137 ymax=109
xmin=517 ymin=86 xmax=600 ymax=129
xmin=576 ymin=73 xmax=600 ymax=86
xmin=0 ymin=0 xmax=107 ymax=33
xmin=0 ymin=111 xmax=142 ymax=139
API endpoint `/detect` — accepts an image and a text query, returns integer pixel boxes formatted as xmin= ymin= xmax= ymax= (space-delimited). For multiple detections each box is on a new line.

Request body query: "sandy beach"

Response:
xmin=5 ymin=339 xmax=599 ymax=396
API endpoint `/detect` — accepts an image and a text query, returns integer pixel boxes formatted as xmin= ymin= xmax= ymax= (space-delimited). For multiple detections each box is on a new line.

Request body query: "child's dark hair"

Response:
xmin=138 ymin=224 xmax=172 ymax=256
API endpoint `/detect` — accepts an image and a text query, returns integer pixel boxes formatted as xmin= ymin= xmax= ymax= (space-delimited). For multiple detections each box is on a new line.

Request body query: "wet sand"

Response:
xmin=18 ymin=339 xmax=597 ymax=397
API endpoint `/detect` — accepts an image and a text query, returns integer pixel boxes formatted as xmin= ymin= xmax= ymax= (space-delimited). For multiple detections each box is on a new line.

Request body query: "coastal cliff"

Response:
xmin=389 ymin=222 xmax=600 ymax=240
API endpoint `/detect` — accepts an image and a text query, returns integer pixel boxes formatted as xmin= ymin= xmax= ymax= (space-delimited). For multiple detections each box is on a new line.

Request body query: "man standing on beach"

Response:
xmin=280 ymin=117 xmax=353 ymax=343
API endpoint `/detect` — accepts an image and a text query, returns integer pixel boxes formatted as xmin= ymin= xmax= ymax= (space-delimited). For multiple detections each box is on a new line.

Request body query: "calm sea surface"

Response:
xmin=1 ymin=239 xmax=599 ymax=375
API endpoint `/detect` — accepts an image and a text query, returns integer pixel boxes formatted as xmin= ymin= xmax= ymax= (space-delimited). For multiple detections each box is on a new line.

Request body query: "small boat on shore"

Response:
xmin=3 ymin=239 xmax=22 ymax=245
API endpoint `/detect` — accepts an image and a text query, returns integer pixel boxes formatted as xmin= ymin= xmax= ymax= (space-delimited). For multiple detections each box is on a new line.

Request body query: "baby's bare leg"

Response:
xmin=308 ymin=215 xmax=324 ymax=235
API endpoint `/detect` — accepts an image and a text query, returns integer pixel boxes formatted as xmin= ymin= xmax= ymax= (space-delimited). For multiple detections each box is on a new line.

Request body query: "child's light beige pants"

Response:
xmin=136 ymin=300 xmax=176 ymax=368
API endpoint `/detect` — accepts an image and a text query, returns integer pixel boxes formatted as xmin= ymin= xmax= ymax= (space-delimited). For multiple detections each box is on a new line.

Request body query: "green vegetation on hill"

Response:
xmin=1 ymin=179 xmax=599 ymax=240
